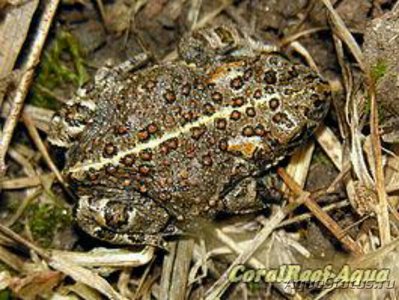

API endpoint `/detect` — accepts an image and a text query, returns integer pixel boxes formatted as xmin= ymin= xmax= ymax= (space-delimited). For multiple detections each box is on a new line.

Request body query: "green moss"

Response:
xmin=364 ymin=96 xmax=387 ymax=122
xmin=0 ymin=289 xmax=11 ymax=300
xmin=30 ymin=31 xmax=90 ymax=109
xmin=26 ymin=202 xmax=72 ymax=248
xmin=370 ymin=59 xmax=387 ymax=82
xmin=313 ymin=149 xmax=333 ymax=167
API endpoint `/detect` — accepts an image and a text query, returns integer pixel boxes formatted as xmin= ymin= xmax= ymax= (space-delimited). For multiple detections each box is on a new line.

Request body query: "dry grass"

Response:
xmin=1 ymin=0 xmax=399 ymax=299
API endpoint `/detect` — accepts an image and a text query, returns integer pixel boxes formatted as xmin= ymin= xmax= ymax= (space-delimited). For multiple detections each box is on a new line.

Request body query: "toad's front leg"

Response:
xmin=220 ymin=172 xmax=284 ymax=215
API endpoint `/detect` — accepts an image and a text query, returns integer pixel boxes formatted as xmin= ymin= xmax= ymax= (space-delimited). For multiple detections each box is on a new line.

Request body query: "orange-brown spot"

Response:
xmin=116 ymin=125 xmax=129 ymax=135
xmin=242 ymin=126 xmax=254 ymax=137
xmin=145 ymin=80 xmax=156 ymax=90
xmin=139 ymin=165 xmax=150 ymax=175
xmin=168 ymin=138 xmax=178 ymax=150
xmin=230 ymin=76 xmax=244 ymax=90
xmin=104 ymin=143 xmax=117 ymax=156
xmin=204 ymin=103 xmax=215 ymax=115
xmin=140 ymin=150 xmax=152 ymax=161
xmin=88 ymin=171 xmax=98 ymax=181
xmin=206 ymin=61 xmax=245 ymax=83
xmin=163 ymin=90 xmax=176 ymax=103
xmin=121 ymin=155 xmax=135 ymax=166
xmin=139 ymin=184 xmax=148 ymax=193
xmin=186 ymin=145 xmax=196 ymax=158
xmin=196 ymin=82 xmax=205 ymax=91
xmin=202 ymin=154 xmax=213 ymax=166
xmin=253 ymin=89 xmax=262 ymax=99
xmin=269 ymin=98 xmax=280 ymax=110
xmin=122 ymin=179 xmax=131 ymax=187
xmin=211 ymin=92 xmax=223 ymax=102
xmin=147 ymin=123 xmax=158 ymax=134
xmin=219 ymin=139 xmax=228 ymax=151
xmin=232 ymin=97 xmax=245 ymax=107
xmin=183 ymin=111 xmax=194 ymax=122
xmin=254 ymin=125 xmax=265 ymax=136
xmin=246 ymin=107 xmax=256 ymax=117
xmin=138 ymin=130 xmax=149 ymax=141
xmin=215 ymin=118 xmax=227 ymax=130
xmin=160 ymin=144 xmax=169 ymax=155
xmin=228 ymin=141 xmax=258 ymax=158
xmin=162 ymin=159 xmax=171 ymax=166
xmin=230 ymin=110 xmax=241 ymax=120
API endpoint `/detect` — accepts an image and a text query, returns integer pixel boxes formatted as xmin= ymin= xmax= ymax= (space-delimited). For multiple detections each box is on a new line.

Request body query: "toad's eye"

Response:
xmin=214 ymin=26 xmax=235 ymax=44
xmin=103 ymin=201 xmax=132 ymax=230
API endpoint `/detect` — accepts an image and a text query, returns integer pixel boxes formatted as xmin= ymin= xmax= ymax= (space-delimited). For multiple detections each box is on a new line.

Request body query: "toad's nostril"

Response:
xmin=314 ymin=99 xmax=325 ymax=108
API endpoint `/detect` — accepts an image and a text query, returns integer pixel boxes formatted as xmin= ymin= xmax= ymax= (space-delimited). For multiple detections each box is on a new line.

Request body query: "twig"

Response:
xmin=0 ymin=175 xmax=51 ymax=189
xmin=280 ymin=27 xmax=363 ymax=47
xmin=169 ymin=239 xmax=195 ymax=300
xmin=22 ymin=113 xmax=67 ymax=188
xmin=280 ymin=27 xmax=328 ymax=46
xmin=315 ymin=125 xmax=343 ymax=171
xmin=204 ymin=204 xmax=298 ymax=299
xmin=277 ymin=168 xmax=364 ymax=256
xmin=133 ymin=258 xmax=156 ymax=299
xmin=95 ymin=0 xmax=109 ymax=33
xmin=4 ymin=188 xmax=42 ymax=227
xmin=366 ymin=75 xmax=391 ymax=245
xmin=0 ymin=223 xmax=125 ymax=300
xmin=0 ymin=0 xmax=39 ymax=107
xmin=276 ymin=200 xmax=350 ymax=228
xmin=283 ymin=141 xmax=315 ymax=193
xmin=322 ymin=0 xmax=391 ymax=245
xmin=35 ymin=84 xmax=67 ymax=103
xmin=51 ymin=247 xmax=155 ymax=268
xmin=160 ymin=240 xmax=194 ymax=300
xmin=0 ymin=245 xmax=25 ymax=272
xmin=289 ymin=41 xmax=321 ymax=75
xmin=320 ymin=0 xmax=365 ymax=71
xmin=0 ymin=0 xmax=60 ymax=178
xmin=160 ymin=241 xmax=178 ymax=299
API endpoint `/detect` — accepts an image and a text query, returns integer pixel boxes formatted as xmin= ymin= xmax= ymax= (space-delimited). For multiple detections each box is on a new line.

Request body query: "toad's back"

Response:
xmin=64 ymin=53 xmax=330 ymax=220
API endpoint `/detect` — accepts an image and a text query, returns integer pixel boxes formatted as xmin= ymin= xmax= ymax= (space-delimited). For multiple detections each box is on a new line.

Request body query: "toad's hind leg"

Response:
xmin=94 ymin=53 xmax=151 ymax=85
xmin=75 ymin=191 xmax=171 ymax=247
xmin=221 ymin=173 xmax=283 ymax=215
xmin=178 ymin=23 xmax=278 ymax=67
xmin=48 ymin=53 xmax=151 ymax=148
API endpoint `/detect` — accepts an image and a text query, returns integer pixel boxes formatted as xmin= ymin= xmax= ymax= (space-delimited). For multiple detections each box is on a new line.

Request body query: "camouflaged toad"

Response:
xmin=48 ymin=24 xmax=331 ymax=246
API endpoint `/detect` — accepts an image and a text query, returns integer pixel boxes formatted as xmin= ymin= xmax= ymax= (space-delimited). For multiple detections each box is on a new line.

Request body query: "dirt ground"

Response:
xmin=1 ymin=0 xmax=399 ymax=299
